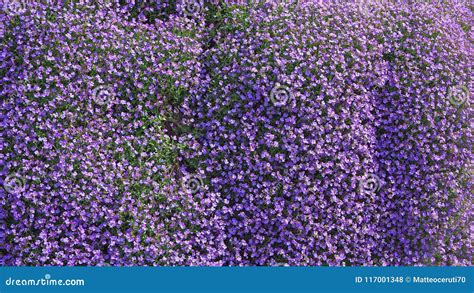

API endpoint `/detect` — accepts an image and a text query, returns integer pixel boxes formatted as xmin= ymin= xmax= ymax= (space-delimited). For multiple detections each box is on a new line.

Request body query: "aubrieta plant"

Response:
xmin=0 ymin=0 xmax=472 ymax=266
xmin=1 ymin=1 xmax=207 ymax=265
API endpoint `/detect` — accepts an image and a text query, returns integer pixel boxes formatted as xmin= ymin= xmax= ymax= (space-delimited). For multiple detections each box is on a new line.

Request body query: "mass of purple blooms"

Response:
xmin=0 ymin=0 xmax=472 ymax=266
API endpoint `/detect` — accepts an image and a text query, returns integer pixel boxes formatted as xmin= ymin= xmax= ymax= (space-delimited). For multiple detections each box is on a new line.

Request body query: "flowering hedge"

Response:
xmin=1 ymin=0 xmax=472 ymax=266
xmin=1 ymin=2 xmax=207 ymax=265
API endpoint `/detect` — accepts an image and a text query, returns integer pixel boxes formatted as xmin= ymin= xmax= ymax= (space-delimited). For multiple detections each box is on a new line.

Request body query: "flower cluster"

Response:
xmin=187 ymin=0 xmax=472 ymax=265
xmin=1 ymin=0 xmax=471 ymax=266
xmin=1 ymin=2 xmax=208 ymax=265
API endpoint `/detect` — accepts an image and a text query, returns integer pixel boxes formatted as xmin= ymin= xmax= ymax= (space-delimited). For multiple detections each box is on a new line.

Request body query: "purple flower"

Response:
xmin=1 ymin=0 xmax=471 ymax=266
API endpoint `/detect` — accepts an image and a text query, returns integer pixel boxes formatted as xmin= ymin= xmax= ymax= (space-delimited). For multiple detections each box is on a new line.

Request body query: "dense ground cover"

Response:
xmin=1 ymin=0 xmax=472 ymax=266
